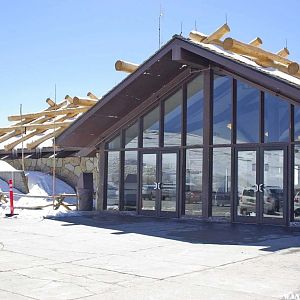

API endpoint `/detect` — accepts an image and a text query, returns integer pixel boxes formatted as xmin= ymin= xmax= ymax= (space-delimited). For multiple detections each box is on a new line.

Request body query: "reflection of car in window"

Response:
xmin=239 ymin=185 xmax=283 ymax=216
xmin=214 ymin=188 xmax=231 ymax=207
xmin=294 ymin=191 xmax=300 ymax=217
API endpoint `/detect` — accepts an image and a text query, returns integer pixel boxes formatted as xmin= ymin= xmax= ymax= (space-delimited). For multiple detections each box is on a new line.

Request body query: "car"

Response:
xmin=214 ymin=188 xmax=231 ymax=207
xmin=294 ymin=191 xmax=300 ymax=217
xmin=239 ymin=185 xmax=283 ymax=216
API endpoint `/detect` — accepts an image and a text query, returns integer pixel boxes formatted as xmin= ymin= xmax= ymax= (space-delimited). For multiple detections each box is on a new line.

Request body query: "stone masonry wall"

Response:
xmin=6 ymin=157 xmax=99 ymax=191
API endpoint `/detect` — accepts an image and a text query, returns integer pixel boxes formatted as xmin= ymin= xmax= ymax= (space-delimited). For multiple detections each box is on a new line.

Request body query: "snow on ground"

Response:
xmin=0 ymin=168 xmax=78 ymax=219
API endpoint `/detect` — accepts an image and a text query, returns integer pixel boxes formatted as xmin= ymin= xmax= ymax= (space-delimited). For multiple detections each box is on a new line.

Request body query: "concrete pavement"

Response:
xmin=0 ymin=213 xmax=300 ymax=299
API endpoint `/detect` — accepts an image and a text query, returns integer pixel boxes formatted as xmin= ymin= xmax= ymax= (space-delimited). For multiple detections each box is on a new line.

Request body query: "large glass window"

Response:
xmin=125 ymin=122 xmax=139 ymax=148
xmin=294 ymin=145 xmax=300 ymax=222
xmin=106 ymin=152 xmax=120 ymax=210
xmin=107 ymin=135 xmax=121 ymax=150
xmin=164 ymin=90 xmax=182 ymax=147
xmin=212 ymin=148 xmax=231 ymax=218
xmin=236 ymin=81 xmax=260 ymax=143
xmin=294 ymin=105 xmax=300 ymax=142
xmin=124 ymin=151 xmax=138 ymax=211
xmin=264 ymin=93 xmax=289 ymax=142
xmin=185 ymin=148 xmax=202 ymax=216
xmin=143 ymin=106 xmax=159 ymax=148
xmin=186 ymin=75 xmax=204 ymax=145
xmin=213 ymin=75 xmax=232 ymax=144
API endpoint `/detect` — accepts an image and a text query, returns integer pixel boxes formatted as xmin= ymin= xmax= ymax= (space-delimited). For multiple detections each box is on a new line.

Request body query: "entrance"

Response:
xmin=140 ymin=151 xmax=179 ymax=217
xmin=234 ymin=146 xmax=287 ymax=225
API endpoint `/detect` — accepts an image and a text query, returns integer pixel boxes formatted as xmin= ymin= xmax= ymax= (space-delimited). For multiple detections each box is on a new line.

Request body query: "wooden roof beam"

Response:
xmin=87 ymin=92 xmax=99 ymax=99
xmin=26 ymin=127 xmax=65 ymax=150
xmin=72 ymin=97 xmax=98 ymax=107
xmin=223 ymin=38 xmax=299 ymax=75
xmin=249 ymin=37 xmax=263 ymax=47
xmin=189 ymin=30 xmax=223 ymax=47
xmin=115 ymin=60 xmax=139 ymax=73
xmin=0 ymin=130 xmax=22 ymax=144
xmin=65 ymin=95 xmax=74 ymax=104
xmin=0 ymin=121 xmax=72 ymax=133
xmin=8 ymin=107 xmax=88 ymax=122
xmin=277 ymin=47 xmax=289 ymax=58
xmin=201 ymin=23 xmax=230 ymax=44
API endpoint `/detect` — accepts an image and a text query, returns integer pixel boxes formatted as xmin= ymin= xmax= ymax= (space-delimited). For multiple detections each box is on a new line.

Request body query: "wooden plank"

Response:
xmin=87 ymin=92 xmax=99 ymax=99
xmin=72 ymin=97 xmax=98 ymax=106
xmin=249 ymin=37 xmax=262 ymax=47
xmin=277 ymin=47 xmax=289 ymax=58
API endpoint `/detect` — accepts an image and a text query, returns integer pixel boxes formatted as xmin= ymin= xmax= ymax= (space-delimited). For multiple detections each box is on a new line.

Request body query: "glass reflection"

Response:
xmin=185 ymin=148 xmax=202 ymax=216
xmin=294 ymin=106 xmax=300 ymax=142
xmin=143 ymin=107 xmax=159 ymax=148
xmin=186 ymin=75 xmax=204 ymax=145
xmin=124 ymin=151 xmax=137 ymax=211
xmin=237 ymin=150 xmax=257 ymax=217
xmin=213 ymin=75 xmax=232 ymax=144
xmin=161 ymin=153 xmax=177 ymax=212
xmin=236 ymin=81 xmax=259 ymax=143
xmin=164 ymin=90 xmax=182 ymax=147
xmin=212 ymin=148 xmax=231 ymax=218
xmin=125 ymin=122 xmax=139 ymax=148
xmin=294 ymin=145 xmax=300 ymax=221
xmin=263 ymin=150 xmax=284 ymax=219
xmin=264 ymin=93 xmax=289 ymax=142
xmin=107 ymin=152 xmax=120 ymax=210
xmin=108 ymin=135 xmax=121 ymax=150
xmin=141 ymin=153 xmax=156 ymax=210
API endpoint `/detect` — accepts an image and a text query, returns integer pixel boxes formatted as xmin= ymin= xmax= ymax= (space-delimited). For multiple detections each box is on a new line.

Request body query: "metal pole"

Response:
xmin=20 ymin=104 xmax=25 ymax=172
xmin=52 ymin=84 xmax=57 ymax=207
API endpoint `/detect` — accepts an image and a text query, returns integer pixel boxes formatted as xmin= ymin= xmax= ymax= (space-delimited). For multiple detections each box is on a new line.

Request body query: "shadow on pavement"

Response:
xmin=48 ymin=212 xmax=300 ymax=252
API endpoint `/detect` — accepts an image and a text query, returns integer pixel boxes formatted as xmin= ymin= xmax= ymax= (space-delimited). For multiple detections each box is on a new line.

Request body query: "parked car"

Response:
xmin=239 ymin=185 xmax=283 ymax=216
xmin=214 ymin=188 xmax=231 ymax=207
xmin=294 ymin=191 xmax=300 ymax=217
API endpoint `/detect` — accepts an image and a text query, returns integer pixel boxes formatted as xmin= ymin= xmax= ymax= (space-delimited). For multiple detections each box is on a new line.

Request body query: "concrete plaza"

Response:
xmin=0 ymin=213 xmax=300 ymax=299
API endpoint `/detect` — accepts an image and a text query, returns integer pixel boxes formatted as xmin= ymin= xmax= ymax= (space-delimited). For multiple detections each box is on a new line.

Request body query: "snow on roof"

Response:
xmin=0 ymin=94 xmax=100 ymax=152
xmin=189 ymin=39 xmax=300 ymax=87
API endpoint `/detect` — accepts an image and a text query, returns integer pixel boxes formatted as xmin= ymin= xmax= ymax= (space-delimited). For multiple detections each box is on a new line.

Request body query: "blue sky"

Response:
xmin=0 ymin=0 xmax=299 ymax=126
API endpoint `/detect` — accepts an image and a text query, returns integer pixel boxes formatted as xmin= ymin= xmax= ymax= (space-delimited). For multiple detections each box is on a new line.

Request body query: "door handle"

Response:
xmin=254 ymin=184 xmax=259 ymax=192
xmin=157 ymin=182 xmax=162 ymax=190
xmin=259 ymin=184 xmax=264 ymax=192
xmin=153 ymin=182 xmax=158 ymax=190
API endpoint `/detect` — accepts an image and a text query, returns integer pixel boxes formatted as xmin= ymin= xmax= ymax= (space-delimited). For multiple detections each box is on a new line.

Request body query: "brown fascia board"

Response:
xmin=56 ymin=37 xmax=182 ymax=147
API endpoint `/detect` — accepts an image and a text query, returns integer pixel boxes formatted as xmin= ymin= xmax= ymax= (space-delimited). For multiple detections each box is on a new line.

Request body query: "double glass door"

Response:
xmin=140 ymin=151 xmax=179 ymax=216
xmin=235 ymin=146 xmax=287 ymax=225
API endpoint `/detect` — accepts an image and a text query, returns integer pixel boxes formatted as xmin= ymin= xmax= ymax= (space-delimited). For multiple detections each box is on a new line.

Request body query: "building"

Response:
xmin=57 ymin=24 xmax=300 ymax=226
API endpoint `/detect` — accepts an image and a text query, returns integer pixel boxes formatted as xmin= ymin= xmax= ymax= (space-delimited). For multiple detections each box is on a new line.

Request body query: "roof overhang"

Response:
xmin=56 ymin=36 xmax=300 ymax=153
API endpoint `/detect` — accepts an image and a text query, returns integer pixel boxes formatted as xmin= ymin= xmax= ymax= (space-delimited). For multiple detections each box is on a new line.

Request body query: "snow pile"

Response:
xmin=0 ymin=169 xmax=78 ymax=218
xmin=0 ymin=160 xmax=17 ymax=171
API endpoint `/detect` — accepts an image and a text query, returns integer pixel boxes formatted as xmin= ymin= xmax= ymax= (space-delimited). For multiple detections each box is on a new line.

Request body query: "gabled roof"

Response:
xmin=56 ymin=34 xmax=300 ymax=153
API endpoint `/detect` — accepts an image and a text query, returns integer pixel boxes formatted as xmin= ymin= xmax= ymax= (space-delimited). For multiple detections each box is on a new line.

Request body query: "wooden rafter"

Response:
xmin=115 ymin=60 xmax=139 ymax=73
xmin=87 ymin=92 xmax=99 ymax=99
xmin=201 ymin=23 xmax=230 ymax=44
xmin=249 ymin=37 xmax=262 ymax=47
xmin=26 ymin=127 xmax=65 ymax=150
xmin=8 ymin=107 xmax=88 ymax=122
xmin=72 ymin=97 xmax=98 ymax=106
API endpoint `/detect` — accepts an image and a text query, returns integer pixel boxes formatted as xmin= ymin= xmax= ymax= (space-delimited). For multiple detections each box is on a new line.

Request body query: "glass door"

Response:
xmin=260 ymin=147 xmax=286 ymax=225
xmin=234 ymin=146 xmax=287 ymax=225
xmin=140 ymin=151 xmax=179 ymax=216
xmin=235 ymin=148 xmax=259 ymax=223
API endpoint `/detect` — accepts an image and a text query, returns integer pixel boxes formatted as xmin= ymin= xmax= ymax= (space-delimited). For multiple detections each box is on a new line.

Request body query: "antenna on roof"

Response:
xmin=225 ymin=13 xmax=228 ymax=25
xmin=52 ymin=84 xmax=57 ymax=206
xmin=158 ymin=5 xmax=163 ymax=49
xmin=20 ymin=104 xmax=25 ymax=172
xmin=286 ymin=38 xmax=288 ymax=49
xmin=194 ymin=20 xmax=197 ymax=31
xmin=180 ymin=22 xmax=183 ymax=36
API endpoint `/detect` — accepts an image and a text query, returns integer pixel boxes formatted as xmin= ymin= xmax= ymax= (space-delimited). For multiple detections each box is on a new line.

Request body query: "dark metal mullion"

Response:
xmin=260 ymin=91 xmax=265 ymax=143
xmin=202 ymin=68 xmax=213 ymax=218
xmin=160 ymin=98 xmax=165 ymax=148
xmin=257 ymin=147 xmax=263 ymax=224
xmin=119 ymin=150 xmax=125 ymax=211
xmin=103 ymin=149 xmax=108 ymax=210
xmin=182 ymin=84 xmax=187 ymax=147
xmin=289 ymin=105 xmax=294 ymax=223
xmin=232 ymin=79 xmax=237 ymax=144
xmin=181 ymin=149 xmax=186 ymax=215
xmin=230 ymin=147 xmax=236 ymax=222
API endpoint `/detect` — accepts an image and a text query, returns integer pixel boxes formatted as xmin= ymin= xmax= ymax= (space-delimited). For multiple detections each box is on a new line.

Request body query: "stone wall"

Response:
xmin=6 ymin=156 xmax=99 ymax=191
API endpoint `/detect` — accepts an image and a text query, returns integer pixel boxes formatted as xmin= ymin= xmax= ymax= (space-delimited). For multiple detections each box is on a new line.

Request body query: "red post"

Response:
xmin=9 ymin=179 xmax=14 ymax=215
